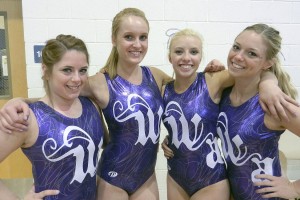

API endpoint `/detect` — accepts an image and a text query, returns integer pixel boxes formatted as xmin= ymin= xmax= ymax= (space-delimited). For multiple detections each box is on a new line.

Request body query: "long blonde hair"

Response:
xmin=101 ymin=8 xmax=149 ymax=79
xmin=242 ymin=23 xmax=297 ymax=99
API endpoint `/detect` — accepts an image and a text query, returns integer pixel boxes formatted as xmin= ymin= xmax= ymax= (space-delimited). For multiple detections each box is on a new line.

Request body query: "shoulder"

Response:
xmin=148 ymin=66 xmax=164 ymax=76
xmin=149 ymin=66 xmax=173 ymax=86
xmin=88 ymin=73 xmax=108 ymax=94
xmin=205 ymin=70 xmax=231 ymax=85
xmin=19 ymin=108 xmax=39 ymax=148
xmin=205 ymin=71 xmax=232 ymax=104
xmin=86 ymin=73 xmax=109 ymax=109
xmin=89 ymin=72 xmax=106 ymax=85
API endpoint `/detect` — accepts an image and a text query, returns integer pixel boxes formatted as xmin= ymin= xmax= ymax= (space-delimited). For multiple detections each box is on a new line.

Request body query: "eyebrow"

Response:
xmin=234 ymin=41 xmax=260 ymax=52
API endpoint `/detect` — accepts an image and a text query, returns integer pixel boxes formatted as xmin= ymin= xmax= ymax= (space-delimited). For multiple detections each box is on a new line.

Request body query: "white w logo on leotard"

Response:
xmin=42 ymin=126 xmax=102 ymax=183
xmin=216 ymin=112 xmax=274 ymax=182
xmin=163 ymin=101 xmax=224 ymax=168
xmin=113 ymin=94 xmax=162 ymax=145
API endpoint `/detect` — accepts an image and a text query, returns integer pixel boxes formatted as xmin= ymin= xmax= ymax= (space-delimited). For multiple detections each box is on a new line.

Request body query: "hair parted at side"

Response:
xmin=242 ymin=23 xmax=297 ymax=99
xmin=101 ymin=8 xmax=149 ymax=80
xmin=42 ymin=34 xmax=89 ymax=95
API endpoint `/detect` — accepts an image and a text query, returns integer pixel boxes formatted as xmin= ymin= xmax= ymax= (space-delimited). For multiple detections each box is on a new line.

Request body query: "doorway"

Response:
xmin=0 ymin=0 xmax=32 ymax=197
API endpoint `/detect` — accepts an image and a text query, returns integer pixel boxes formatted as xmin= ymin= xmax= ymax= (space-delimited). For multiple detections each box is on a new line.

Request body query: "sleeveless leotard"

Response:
xmin=162 ymin=72 xmax=227 ymax=196
xmin=22 ymin=96 xmax=103 ymax=200
xmin=217 ymin=87 xmax=284 ymax=200
xmin=98 ymin=66 xmax=163 ymax=194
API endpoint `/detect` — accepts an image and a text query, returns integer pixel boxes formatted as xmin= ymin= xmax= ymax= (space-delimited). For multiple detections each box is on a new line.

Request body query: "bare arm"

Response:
xmin=203 ymin=59 xmax=226 ymax=72
xmin=0 ymin=128 xmax=27 ymax=163
xmin=205 ymin=70 xmax=234 ymax=104
xmin=149 ymin=66 xmax=173 ymax=91
xmin=0 ymin=97 xmax=38 ymax=133
xmin=0 ymin=73 xmax=108 ymax=133
xmin=259 ymin=71 xmax=299 ymax=122
xmin=278 ymin=103 xmax=300 ymax=136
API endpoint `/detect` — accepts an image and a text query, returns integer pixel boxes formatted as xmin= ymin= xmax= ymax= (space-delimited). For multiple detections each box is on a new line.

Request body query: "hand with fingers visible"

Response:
xmin=254 ymin=174 xmax=300 ymax=199
xmin=259 ymin=84 xmax=299 ymax=122
xmin=204 ymin=59 xmax=225 ymax=73
xmin=161 ymin=136 xmax=174 ymax=159
xmin=259 ymin=72 xmax=299 ymax=122
xmin=0 ymin=98 xmax=30 ymax=133
xmin=24 ymin=186 xmax=60 ymax=200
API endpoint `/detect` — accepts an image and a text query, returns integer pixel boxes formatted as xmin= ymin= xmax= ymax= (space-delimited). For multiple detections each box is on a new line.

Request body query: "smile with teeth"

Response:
xmin=130 ymin=51 xmax=141 ymax=56
xmin=67 ymin=85 xmax=80 ymax=90
xmin=180 ymin=64 xmax=192 ymax=69
xmin=232 ymin=62 xmax=245 ymax=69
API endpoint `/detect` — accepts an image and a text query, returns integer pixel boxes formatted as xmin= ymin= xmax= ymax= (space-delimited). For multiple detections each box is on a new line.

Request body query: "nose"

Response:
xmin=234 ymin=50 xmax=244 ymax=61
xmin=182 ymin=52 xmax=191 ymax=61
xmin=71 ymin=71 xmax=81 ymax=82
xmin=133 ymin=39 xmax=141 ymax=47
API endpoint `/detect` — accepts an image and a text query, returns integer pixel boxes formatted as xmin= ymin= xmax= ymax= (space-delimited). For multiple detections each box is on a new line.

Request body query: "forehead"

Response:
xmin=235 ymin=30 xmax=268 ymax=53
xmin=118 ymin=15 xmax=149 ymax=33
xmin=55 ymin=50 xmax=88 ymax=67
xmin=171 ymin=35 xmax=202 ymax=48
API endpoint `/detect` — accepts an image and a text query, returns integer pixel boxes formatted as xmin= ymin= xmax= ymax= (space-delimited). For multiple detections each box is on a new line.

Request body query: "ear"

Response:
xmin=263 ymin=58 xmax=275 ymax=70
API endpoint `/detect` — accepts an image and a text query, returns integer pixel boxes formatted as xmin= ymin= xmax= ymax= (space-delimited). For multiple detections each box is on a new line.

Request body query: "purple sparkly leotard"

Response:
xmin=22 ymin=97 xmax=103 ymax=200
xmin=217 ymin=87 xmax=284 ymax=200
xmin=97 ymin=66 xmax=163 ymax=194
xmin=162 ymin=72 xmax=227 ymax=196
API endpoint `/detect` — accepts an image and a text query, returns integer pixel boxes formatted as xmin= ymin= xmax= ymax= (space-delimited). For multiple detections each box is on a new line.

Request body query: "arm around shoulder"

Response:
xmin=280 ymin=104 xmax=300 ymax=137
xmin=149 ymin=66 xmax=172 ymax=90
xmin=0 ymin=97 xmax=35 ymax=133
xmin=259 ymin=71 xmax=299 ymax=121
xmin=205 ymin=70 xmax=234 ymax=104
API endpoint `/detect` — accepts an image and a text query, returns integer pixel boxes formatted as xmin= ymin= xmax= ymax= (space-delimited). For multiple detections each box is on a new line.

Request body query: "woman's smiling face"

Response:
xmin=113 ymin=15 xmax=149 ymax=68
xmin=227 ymin=30 xmax=272 ymax=79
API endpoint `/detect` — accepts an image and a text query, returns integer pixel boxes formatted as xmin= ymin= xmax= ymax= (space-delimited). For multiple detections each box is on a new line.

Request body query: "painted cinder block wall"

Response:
xmin=21 ymin=0 xmax=300 ymax=199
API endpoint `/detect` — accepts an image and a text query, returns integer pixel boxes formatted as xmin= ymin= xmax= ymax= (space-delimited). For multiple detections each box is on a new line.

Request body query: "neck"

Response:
xmin=230 ymin=77 xmax=260 ymax=106
xmin=41 ymin=96 xmax=81 ymax=118
xmin=174 ymin=73 xmax=197 ymax=94
xmin=117 ymin=65 xmax=142 ymax=84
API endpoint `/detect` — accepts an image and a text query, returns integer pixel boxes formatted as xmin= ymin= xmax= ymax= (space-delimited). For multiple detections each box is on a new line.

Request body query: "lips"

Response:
xmin=179 ymin=64 xmax=192 ymax=69
xmin=67 ymin=85 xmax=81 ymax=91
xmin=129 ymin=51 xmax=142 ymax=57
xmin=232 ymin=62 xmax=245 ymax=69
